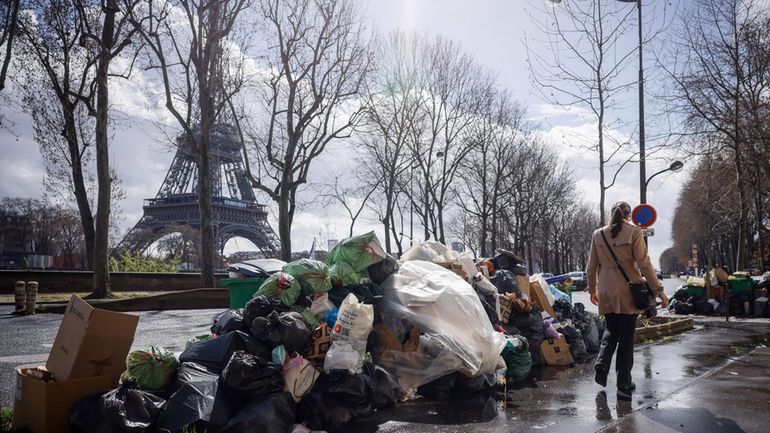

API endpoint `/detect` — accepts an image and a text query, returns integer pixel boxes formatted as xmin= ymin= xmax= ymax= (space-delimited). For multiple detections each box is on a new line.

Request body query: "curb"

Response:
xmin=37 ymin=288 xmax=229 ymax=313
xmin=635 ymin=317 xmax=694 ymax=343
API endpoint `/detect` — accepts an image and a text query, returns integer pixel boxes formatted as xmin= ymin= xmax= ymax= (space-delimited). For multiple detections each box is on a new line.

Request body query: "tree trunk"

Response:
xmin=278 ymin=188 xmax=292 ymax=261
xmin=62 ymin=104 xmax=95 ymax=270
xmin=91 ymin=1 xmax=117 ymax=298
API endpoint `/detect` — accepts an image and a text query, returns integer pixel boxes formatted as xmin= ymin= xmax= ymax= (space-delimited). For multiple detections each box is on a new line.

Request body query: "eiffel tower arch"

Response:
xmin=117 ymin=123 xmax=280 ymax=258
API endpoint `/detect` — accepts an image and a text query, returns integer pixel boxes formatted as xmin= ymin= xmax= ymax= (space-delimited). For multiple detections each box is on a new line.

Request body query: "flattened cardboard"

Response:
xmin=529 ymin=281 xmax=557 ymax=318
xmin=540 ymin=335 xmax=574 ymax=366
xmin=46 ymin=294 xmax=139 ymax=381
xmin=13 ymin=367 xmax=118 ymax=433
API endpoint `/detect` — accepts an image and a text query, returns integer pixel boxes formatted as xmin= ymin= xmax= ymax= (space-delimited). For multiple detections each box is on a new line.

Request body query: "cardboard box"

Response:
xmin=517 ymin=275 xmax=530 ymax=296
xmin=529 ymin=281 xmax=557 ymax=318
xmin=540 ymin=335 xmax=574 ymax=366
xmin=13 ymin=367 xmax=118 ymax=433
xmin=46 ymin=294 xmax=139 ymax=381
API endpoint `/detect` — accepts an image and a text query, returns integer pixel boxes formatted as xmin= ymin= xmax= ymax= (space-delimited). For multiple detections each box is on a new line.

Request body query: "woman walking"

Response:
xmin=586 ymin=201 xmax=669 ymax=397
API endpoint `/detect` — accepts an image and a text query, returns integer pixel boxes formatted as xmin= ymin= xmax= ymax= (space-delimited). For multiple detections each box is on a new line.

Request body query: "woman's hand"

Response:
xmin=658 ymin=291 xmax=669 ymax=309
xmin=590 ymin=291 xmax=599 ymax=306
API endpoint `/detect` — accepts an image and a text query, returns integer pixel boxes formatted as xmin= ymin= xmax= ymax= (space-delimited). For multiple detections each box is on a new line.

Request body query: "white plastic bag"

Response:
xmin=309 ymin=293 xmax=334 ymax=319
xmin=323 ymin=341 xmax=361 ymax=374
xmin=331 ymin=293 xmax=374 ymax=355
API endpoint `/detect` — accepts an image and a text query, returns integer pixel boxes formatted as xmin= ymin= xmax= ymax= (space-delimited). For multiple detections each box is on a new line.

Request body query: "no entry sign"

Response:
xmin=632 ymin=204 xmax=657 ymax=228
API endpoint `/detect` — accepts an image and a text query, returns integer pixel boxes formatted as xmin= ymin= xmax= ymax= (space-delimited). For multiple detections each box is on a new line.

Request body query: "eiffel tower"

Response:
xmin=117 ymin=123 xmax=280 ymax=258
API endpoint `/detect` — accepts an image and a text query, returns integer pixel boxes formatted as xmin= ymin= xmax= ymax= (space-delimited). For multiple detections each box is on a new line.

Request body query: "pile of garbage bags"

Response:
xmin=669 ymin=270 xmax=769 ymax=318
xmin=70 ymin=232 xmax=604 ymax=432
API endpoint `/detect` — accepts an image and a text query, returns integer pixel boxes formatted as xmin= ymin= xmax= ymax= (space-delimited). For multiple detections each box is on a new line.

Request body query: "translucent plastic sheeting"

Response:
xmin=377 ymin=261 xmax=504 ymax=391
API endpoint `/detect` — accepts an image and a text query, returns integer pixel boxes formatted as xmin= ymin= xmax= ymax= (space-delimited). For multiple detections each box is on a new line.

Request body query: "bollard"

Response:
xmin=14 ymin=281 xmax=26 ymax=314
xmin=25 ymin=281 xmax=38 ymax=315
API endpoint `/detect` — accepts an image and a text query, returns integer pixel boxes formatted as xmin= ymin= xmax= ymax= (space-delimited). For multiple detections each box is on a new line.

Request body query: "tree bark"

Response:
xmin=62 ymin=103 xmax=95 ymax=270
xmin=91 ymin=0 xmax=118 ymax=298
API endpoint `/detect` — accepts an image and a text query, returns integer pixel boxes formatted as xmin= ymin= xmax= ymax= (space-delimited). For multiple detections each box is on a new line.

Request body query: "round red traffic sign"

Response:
xmin=632 ymin=204 xmax=657 ymax=228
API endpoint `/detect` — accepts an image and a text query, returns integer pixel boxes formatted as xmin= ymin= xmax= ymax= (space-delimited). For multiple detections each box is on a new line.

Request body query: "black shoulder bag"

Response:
xmin=600 ymin=230 xmax=656 ymax=311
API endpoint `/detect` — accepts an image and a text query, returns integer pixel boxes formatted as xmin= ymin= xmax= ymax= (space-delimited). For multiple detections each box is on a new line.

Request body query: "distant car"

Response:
xmin=567 ymin=271 xmax=587 ymax=291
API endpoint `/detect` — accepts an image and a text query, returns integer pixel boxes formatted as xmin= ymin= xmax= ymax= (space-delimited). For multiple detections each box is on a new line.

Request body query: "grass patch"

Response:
xmin=0 ymin=407 xmax=29 ymax=433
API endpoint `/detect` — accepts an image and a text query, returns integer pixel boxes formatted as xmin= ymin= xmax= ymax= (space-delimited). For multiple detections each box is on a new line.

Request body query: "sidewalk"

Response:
xmin=339 ymin=320 xmax=770 ymax=433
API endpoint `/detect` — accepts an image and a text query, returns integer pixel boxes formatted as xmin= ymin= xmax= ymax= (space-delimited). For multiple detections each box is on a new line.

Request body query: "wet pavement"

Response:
xmin=338 ymin=321 xmax=770 ymax=433
xmin=1 ymin=292 xmax=768 ymax=432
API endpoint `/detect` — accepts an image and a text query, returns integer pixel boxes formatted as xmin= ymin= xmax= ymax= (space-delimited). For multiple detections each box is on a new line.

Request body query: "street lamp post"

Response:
xmin=644 ymin=160 xmax=684 ymax=191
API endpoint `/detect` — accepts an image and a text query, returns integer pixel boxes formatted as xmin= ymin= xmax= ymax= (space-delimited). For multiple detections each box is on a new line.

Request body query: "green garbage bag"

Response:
xmin=121 ymin=346 xmax=179 ymax=390
xmin=291 ymin=305 xmax=320 ymax=327
xmin=283 ymin=259 xmax=332 ymax=294
xmin=329 ymin=261 xmax=361 ymax=287
xmin=255 ymin=272 xmax=302 ymax=306
xmin=327 ymin=231 xmax=386 ymax=272
xmin=502 ymin=336 xmax=531 ymax=382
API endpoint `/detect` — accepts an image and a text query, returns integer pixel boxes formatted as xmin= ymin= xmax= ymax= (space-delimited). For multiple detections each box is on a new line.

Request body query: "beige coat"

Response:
xmin=586 ymin=222 xmax=663 ymax=315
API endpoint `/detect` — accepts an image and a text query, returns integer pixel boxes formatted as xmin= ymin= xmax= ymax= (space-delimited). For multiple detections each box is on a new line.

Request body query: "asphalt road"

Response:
xmin=0 ymin=306 xmax=221 ymax=409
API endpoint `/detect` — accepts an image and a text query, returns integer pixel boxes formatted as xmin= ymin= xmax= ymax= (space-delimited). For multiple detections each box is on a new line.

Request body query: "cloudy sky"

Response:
xmin=0 ymin=0 xmax=690 ymax=269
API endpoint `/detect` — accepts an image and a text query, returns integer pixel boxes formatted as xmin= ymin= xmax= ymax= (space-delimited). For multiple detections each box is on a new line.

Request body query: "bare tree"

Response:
xmin=0 ymin=0 xmax=19 ymax=91
xmin=127 ymin=0 xmax=250 ymax=286
xmin=357 ymin=32 xmax=424 ymax=254
xmin=15 ymin=0 xmax=137 ymax=296
xmin=241 ymin=0 xmax=374 ymax=261
xmin=659 ymin=0 xmax=767 ymax=270
xmin=412 ymin=35 xmax=488 ymax=243
xmin=457 ymin=88 xmax=527 ymax=257
xmin=316 ymin=176 xmax=377 ymax=238
xmin=527 ymin=0 xmax=639 ymax=222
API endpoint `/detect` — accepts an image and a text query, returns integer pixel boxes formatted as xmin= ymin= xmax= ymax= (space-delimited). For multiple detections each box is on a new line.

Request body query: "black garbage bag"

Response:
xmin=220 ymin=350 xmax=284 ymax=399
xmin=179 ymin=330 xmax=271 ymax=373
xmin=510 ymin=307 xmax=544 ymax=339
xmin=490 ymin=270 xmax=521 ymax=295
xmin=492 ymin=250 xmax=528 ymax=275
xmin=670 ymin=299 xmax=695 ymax=315
xmin=328 ymin=283 xmax=384 ymax=324
xmin=70 ymin=379 xmax=165 ymax=433
xmin=417 ymin=373 xmax=457 ymax=399
xmin=371 ymin=364 xmax=399 ymax=409
xmin=367 ymin=253 xmax=400 ymax=285
xmin=509 ymin=306 xmax=545 ymax=366
xmin=673 ymin=287 xmax=689 ymax=302
xmin=158 ymin=363 xmax=244 ymax=433
xmin=250 ymin=311 xmax=312 ymax=354
xmin=562 ymin=326 xmax=590 ymax=363
xmin=582 ymin=317 xmax=601 ymax=353
xmin=552 ymin=298 xmax=573 ymax=322
xmin=211 ymin=309 xmax=246 ymax=336
xmin=297 ymin=367 xmax=375 ymax=431
xmin=456 ymin=373 xmax=497 ymax=395
xmin=474 ymin=286 xmax=499 ymax=325
xmin=243 ymin=295 xmax=289 ymax=328
xmin=695 ymin=301 xmax=714 ymax=315
xmin=221 ymin=392 xmax=296 ymax=433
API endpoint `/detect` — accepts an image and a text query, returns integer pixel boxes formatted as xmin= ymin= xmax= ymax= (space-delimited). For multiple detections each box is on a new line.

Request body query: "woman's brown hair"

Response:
xmin=608 ymin=201 xmax=631 ymax=238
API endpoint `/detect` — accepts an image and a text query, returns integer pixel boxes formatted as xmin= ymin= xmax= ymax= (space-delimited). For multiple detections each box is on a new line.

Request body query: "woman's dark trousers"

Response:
xmin=595 ymin=313 xmax=637 ymax=388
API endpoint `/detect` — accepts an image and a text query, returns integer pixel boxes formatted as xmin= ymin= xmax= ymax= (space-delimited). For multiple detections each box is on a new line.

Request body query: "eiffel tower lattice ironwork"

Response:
xmin=117 ymin=123 xmax=280 ymax=258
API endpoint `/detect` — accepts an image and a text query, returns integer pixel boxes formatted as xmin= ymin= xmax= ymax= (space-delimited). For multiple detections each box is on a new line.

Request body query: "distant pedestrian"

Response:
xmin=586 ymin=201 xmax=669 ymax=398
